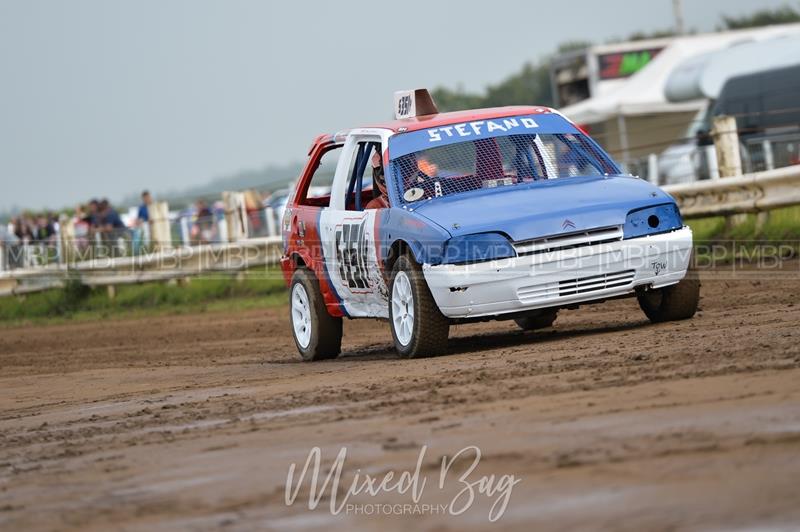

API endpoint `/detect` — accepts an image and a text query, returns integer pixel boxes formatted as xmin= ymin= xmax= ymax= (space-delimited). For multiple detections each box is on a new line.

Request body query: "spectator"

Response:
xmin=86 ymin=199 xmax=100 ymax=225
xmin=98 ymin=199 xmax=125 ymax=231
xmin=72 ymin=205 xmax=91 ymax=252
xmin=13 ymin=215 xmax=34 ymax=243
xmin=34 ymin=214 xmax=55 ymax=242
xmin=137 ymin=190 xmax=152 ymax=225
xmin=6 ymin=218 xmax=25 ymax=268
xmin=97 ymin=199 xmax=128 ymax=256
xmin=132 ymin=190 xmax=153 ymax=254
xmin=193 ymin=199 xmax=217 ymax=244
xmin=84 ymin=199 xmax=100 ymax=243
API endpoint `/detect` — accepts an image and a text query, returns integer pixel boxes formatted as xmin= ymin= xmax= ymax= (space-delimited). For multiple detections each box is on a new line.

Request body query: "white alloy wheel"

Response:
xmin=291 ymin=283 xmax=312 ymax=349
xmin=392 ymin=270 xmax=414 ymax=346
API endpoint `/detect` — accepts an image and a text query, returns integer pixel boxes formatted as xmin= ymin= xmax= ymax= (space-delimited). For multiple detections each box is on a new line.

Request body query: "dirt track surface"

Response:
xmin=2 ymin=268 xmax=800 ymax=531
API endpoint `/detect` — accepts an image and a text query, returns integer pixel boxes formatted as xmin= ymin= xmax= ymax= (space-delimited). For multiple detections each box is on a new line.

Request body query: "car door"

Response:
xmin=319 ymin=135 xmax=390 ymax=318
xmin=285 ymin=139 xmax=345 ymax=316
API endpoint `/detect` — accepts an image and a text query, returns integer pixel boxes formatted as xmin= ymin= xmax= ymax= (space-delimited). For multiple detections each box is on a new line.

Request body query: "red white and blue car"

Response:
xmin=280 ymin=89 xmax=698 ymax=361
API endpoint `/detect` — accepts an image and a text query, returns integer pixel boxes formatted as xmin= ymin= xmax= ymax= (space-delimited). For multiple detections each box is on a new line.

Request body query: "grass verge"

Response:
xmin=0 ymin=269 xmax=288 ymax=325
xmin=687 ymin=205 xmax=800 ymax=242
xmin=687 ymin=205 xmax=800 ymax=262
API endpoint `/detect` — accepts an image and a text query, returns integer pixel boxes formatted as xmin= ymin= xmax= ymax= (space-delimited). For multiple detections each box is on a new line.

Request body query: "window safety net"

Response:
xmin=390 ymin=133 xmax=617 ymax=204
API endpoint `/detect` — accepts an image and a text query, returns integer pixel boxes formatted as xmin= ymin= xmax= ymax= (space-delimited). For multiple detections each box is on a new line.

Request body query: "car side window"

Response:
xmin=297 ymin=146 xmax=342 ymax=207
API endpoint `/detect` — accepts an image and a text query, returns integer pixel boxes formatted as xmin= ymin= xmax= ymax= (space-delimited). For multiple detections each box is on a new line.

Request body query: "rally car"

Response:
xmin=280 ymin=89 xmax=699 ymax=361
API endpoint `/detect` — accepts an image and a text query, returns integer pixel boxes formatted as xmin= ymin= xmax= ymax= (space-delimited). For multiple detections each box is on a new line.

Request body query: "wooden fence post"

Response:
xmin=150 ymin=201 xmax=172 ymax=250
xmin=711 ymin=115 xmax=742 ymax=178
xmin=58 ymin=215 xmax=76 ymax=265
xmin=223 ymin=192 xmax=248 ymax=242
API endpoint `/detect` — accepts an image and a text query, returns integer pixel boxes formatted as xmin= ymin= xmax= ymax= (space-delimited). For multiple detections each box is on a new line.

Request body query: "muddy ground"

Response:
xmin=1 ymin=264 xmax=800 ymax=531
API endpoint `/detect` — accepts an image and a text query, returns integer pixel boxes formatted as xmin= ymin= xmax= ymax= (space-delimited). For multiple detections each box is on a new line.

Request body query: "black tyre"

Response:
xmin=289 ymin=268 xmax=342 ymax=361
xmin=514 ymin=309 xmax=558 ymax=331
xmin=637 ymin=273 xmax=700 ymax=323
xmin=389 ymin=254 xmax=450 ymax=358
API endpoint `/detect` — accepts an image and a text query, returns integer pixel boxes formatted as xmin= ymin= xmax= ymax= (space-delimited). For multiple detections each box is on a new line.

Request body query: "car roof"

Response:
xmin=307 ymin=106 xmax=561 ymax=151
xmin=364 ymin=105 xmax=556 ymax=133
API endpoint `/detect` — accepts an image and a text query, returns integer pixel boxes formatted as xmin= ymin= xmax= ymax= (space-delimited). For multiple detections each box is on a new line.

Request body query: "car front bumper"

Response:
xmin=423 ymin=227 xmax=693 ymax=319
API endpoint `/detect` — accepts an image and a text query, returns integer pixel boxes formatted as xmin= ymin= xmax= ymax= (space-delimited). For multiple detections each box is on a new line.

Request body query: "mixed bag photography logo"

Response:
xmin=285 ymin=445 xmax=521 ymax=521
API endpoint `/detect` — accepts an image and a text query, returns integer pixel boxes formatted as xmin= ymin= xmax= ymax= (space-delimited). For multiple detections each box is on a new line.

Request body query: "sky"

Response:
xmin=0 ymin=0 xmax=790 ymax=212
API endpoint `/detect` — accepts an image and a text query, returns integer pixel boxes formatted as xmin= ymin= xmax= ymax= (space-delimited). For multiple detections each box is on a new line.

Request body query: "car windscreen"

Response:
xmin=388 ymin=116 xmax=619 ymax=204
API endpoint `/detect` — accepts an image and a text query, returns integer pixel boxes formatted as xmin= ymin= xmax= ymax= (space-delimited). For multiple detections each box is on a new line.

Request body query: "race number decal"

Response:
xmin=394 ymin=90 xmax=416 ymax=120
xmin=397 ymin=95 xmax=412 ymax=118
xmin=320 ymin=210 xmax=389 ymax=318
xmin=335 ymin=219 xmax=370 ymax=290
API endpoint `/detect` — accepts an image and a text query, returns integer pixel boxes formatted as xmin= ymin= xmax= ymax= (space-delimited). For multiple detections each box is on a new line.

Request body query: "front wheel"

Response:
xmin=290 ymin=268 xmax=342 ymax=361
xmin=389 ymin=255 xmax=449 ymax=358
xmin=637 ymin=273 xmax=700 ymax=323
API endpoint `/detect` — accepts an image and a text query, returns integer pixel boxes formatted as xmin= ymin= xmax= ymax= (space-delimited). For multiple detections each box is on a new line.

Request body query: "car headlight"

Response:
xmin=442 ymin=232 xmax=516 ymax=265
xmin=624 ymin=203 xmax=683 ymax=239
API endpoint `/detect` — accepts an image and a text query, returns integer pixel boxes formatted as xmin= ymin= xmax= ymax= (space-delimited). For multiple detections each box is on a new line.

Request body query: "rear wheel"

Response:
xmin=290 ymin=268 xmax=342 ymax=361
xmin=514 ymin=309 xmax=558 ymax=331
xmin=638 ymin=273 xmax=700 ymax=323
xmin=389 ymin=255 xmax=449 ymax=358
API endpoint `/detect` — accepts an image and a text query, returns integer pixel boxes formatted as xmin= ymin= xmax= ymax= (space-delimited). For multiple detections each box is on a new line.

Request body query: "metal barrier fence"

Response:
xmin=662 ymin=164 xmax=800 ymax=219
xmin=0 ymin=237 xmax=284 ymax=296
xmin=625 ymin=134 xmax=800 ymax=186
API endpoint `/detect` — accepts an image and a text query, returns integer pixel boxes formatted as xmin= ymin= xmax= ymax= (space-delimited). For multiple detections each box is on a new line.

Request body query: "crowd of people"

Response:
xmin=3 ymin=196 xmax=149 ymax=266
xmin=8 ymin=198 xmax=135 ymax=244
xmin=9 ymin=212 xmax=59 ymax=245
xmin=1 ymin=188 xmax=281 ymax=270
xmin=72 ymin=198 xmax=128 ymax=243
xmin=4 ymin=212 xmax=61 ymax=268
xmin=71 ymin=193 xmax=155 ymax=256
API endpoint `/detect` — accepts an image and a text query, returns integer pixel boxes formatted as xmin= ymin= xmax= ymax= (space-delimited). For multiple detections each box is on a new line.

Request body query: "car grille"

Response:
xmin=558 ymin=270 xmax=636 ymax=296
xmin=517 ymin=283 xmax=560 ymax=304
xmin=513 ymin=226 xmax=623 ymax=257
xmin=517 ymin=269 xmax=636 ymax=304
